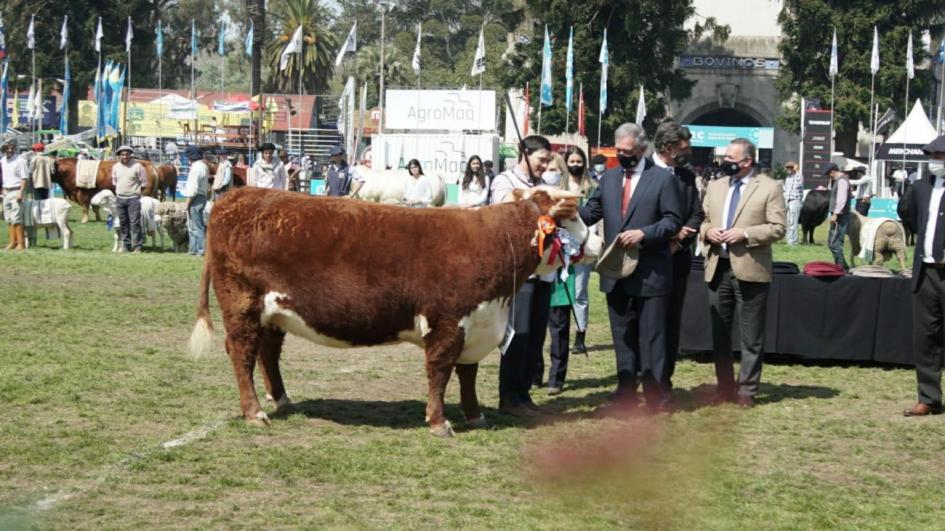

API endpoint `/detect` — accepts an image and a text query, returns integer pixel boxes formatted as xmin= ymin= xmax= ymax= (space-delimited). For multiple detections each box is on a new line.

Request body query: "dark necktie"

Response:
xmin=726 ymin=179 xmax=743 ymax=229
xmin=933 ymin=179 xmax=945 ymax=261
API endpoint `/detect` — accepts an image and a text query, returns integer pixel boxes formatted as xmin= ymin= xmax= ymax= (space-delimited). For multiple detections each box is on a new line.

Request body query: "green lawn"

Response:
xmin=0 ymin=213 xmax=940 ymax=529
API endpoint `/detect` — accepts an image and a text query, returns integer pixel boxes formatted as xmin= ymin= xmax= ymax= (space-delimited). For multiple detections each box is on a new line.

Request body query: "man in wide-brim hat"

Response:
xmin=111 ymin=145 xmax=149 ymax=253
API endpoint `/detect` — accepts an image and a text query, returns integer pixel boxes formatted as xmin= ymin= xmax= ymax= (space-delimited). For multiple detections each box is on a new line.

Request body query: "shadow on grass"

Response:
xmin=272 ymin=398 xmax=551 ymax=431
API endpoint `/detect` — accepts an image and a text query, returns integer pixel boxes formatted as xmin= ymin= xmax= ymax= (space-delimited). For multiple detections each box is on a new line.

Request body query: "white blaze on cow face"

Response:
xmin=261 ymin=291 xmax=356 ymax=348
xmin=457 ymin=298 xmax=510 ymax=364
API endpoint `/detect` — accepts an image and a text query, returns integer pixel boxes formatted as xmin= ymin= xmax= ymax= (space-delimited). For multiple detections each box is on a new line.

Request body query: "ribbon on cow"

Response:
xmin=536 ymin=215 xmax=556 ymax=258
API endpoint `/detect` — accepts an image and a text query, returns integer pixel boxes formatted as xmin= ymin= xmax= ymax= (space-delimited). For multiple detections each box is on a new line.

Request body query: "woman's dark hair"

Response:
xmin=518 ymin=135 xmax=551 ymax=162
xmin=462 ymin=155 xmax=485 ymax=190
xmin=563 ymin=145 xmax=594 ymax=196
xmin=407 ymin=159 xmax=423 ymax=175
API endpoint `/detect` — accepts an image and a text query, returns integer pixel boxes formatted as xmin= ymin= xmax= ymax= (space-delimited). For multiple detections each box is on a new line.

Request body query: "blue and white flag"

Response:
xmin=870 ymin=26 xmax=879 ymax=75
xmin=635 ymin=85 xmax=646 ymax=125
xmin=218 ymin=19 xmax=226 ymax=56
xmin=829 ymin=28 xmax=838 ymax=77
xmin=156 ymin=20 xmax=163 ymax=57
xmin=906 ymin=30 xmax=914 ymax=80
xmin=191 ymin=19 xmax=198 ymax=58
xmin=281 ymin=25 xmax=303 ymax=71
xmin=59 ymin=60 xmax=71 ymax=135
xmin=539 ymin=25 xmax=552 ymax=106
xmin=26 ymin=15 xmax=34 ymax=50
xmin=60 ymin=16 xmax=68 ymax=50
xmin=411 ymin=23 xmax=421 ymax=75
xmin=565 ymin=26 xmax=573 ymax=113
xmin=599 ymin=29 xmax=608 ymax=114
xmin=334 ymin=22 xmax=356 ymax=67
xmin=125 ymin=17 xmax=133 ymax=53
xmin=95 ymin=17 xmax=104 ymax=53
xmin=936 ymin=35 xmax=945 ymax=64
xmin=244 ymin=21 xmax=253 ymax=57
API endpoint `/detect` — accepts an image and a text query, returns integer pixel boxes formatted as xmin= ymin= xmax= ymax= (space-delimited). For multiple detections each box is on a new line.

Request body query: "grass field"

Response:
xmin=1 ymin=210 xmax=942 ymax=529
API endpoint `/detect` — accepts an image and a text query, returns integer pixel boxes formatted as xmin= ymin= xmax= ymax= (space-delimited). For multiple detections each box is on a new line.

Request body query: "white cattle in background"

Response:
xmin=350 ymin=168 xmax=447 ymax=206
xmin=90 ymin=190 xmax=165 ymax=252
xmin=22 ymin=198 xmax=73 ymax=250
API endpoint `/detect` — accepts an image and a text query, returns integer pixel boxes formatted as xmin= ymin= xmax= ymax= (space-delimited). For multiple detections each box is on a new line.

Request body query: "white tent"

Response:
xmin=876 ymin=99 xmax=936 ymax=161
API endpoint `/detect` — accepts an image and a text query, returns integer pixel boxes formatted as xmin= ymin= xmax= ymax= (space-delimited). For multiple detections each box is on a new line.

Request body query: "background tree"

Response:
xmin=264 ymin=0 xmax=337 ymax=93
xmin=776 ymin=0 xmax=945 ymax=156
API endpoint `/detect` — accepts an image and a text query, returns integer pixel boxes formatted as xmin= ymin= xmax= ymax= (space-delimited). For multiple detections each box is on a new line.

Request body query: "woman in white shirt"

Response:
xmin=459 ymin=155 xmax=490 ymax=206
xmin=248 ymin=142 xmax=289 ymax=190
xmin=403 ymin=159 xmax=433 ymax=207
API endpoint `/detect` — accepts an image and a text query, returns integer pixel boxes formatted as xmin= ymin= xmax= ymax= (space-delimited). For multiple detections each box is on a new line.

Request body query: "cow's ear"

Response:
xmin=505 ymin=188 xmax=526 ymax=203
xmin=528 ymin=189 xmax=555 ymax=213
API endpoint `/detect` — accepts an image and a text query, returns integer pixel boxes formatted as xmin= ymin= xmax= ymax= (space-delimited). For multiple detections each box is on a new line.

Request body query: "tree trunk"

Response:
xmin=248 ymin=0 xmax=265 ymax=143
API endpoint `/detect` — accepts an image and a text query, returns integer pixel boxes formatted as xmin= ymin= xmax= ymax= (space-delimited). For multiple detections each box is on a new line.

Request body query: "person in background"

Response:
xmin=249 ymin=142 xmax=288 ymax=190
xmin=590 ymin=153 xmax=608 ymax=182
xmin=651 ymin=121 xmax=703 ymax=391
xmin=212 ymin=149 xmax=233 ymax=198
xmin=483 ymin=160 xmax=495 ymax=180
xmin=782 ymin=161 xmax=804 ymax=245
xmin=701 ymin=138 xmax=785 ymax=408
xmin=850 ymin=169 xmax=872 ymax=216
xmin=325 ymin=146 xmax=352 ymax=196
xmin=30 ymin=143 xmax=52 ymax=200
xmin=490 ymin=135 xmax=556 ymax=417
xmin=460 ymin=155 xmax=490 ymax=206
xmin=826 ymin=163 xmax=851 ymax=271
xmin=280 ymin=151 xmax=301 ymax=192
xmin=542 ymin=146 xmax=598 ymax=395
xmin=111 ymin=145 xmax=150 ymax=253
xmin=2 ymin=140 xmax=29 ymax=251
xmin=183 ymin=146 xmax=210 ymax=256
xmin=403 ymin=159 xmax=433 ymax=207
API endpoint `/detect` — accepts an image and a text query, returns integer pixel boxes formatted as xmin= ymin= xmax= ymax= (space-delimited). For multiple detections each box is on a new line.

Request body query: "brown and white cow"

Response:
xmin=189 ymin=186 xmax=598 ymax=436
xmin=53 ymin=158 xmax=159 ymax=223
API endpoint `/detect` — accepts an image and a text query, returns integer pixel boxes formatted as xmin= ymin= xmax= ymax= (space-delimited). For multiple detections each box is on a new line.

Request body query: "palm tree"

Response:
xmin=356 ymin=45 xmax=412 ymax=91
xmin=264 ymin=0 xmax=337 ymax=94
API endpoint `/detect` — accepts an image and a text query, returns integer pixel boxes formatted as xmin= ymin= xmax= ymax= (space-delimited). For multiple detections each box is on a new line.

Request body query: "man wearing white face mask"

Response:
xmin=904 ymin=136 xmax=945 ymax=416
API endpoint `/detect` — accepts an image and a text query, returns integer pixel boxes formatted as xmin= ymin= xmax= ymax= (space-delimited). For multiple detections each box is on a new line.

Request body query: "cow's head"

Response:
xmin=89 ymin=189 xmax=117 ymax=212
xmin=507 ymin=187 xmax=602 ymax=275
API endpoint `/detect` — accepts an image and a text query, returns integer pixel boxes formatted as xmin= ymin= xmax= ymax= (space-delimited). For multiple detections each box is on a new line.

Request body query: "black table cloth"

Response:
xmin=679 ymin=270 xmax=914 ymax=366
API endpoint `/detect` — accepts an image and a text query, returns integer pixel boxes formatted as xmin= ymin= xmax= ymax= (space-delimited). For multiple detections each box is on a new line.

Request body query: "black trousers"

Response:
xmin=666 ymin=270 xmax=689 ymax=388
xmin=544 ymin=306 xmax=571 ymax=388
xmin=116 ymin=196 xmax=143 ymax=251
xmin=855 ymin=199 xmax=870 ymax=216
xmin=914 ymin=265 xmax=945 ymax=406
xmin=606 ymin=287 xmax=670 ymax=402
xmin=499 ymin=280 xmax=552 ymax=403
xmin=708 ymin=259 xmax=769 ymax=397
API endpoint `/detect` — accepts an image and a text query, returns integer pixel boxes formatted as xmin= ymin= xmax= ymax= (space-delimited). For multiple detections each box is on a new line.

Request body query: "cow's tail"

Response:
xmin=189 ymin=255 xmax=214 ymax=360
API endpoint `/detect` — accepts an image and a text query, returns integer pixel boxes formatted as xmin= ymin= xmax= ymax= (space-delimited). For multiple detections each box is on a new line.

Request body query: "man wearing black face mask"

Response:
xmin=650 ymin=121 xmax=704 ymax=390
xmin=580 ymin=123 xmax=683 ymax=413
xmin=700 ymin=138 xmax=785 ymax=408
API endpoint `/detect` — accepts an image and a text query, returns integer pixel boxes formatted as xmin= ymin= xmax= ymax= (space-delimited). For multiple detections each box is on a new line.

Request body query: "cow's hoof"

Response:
xmin=429 ymin=420 xmax=455 ymax=438
xmin=274 ymin=394 xmax=292 ymax=411
xmin=247 ymin=411 xmax=271 ymax=427
xmin=464 ymin=414 xmax=488 ymax=430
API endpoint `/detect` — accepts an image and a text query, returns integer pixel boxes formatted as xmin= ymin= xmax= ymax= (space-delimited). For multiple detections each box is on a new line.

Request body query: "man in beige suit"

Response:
xmin=700 ymin=138 xmax=786 ymax=407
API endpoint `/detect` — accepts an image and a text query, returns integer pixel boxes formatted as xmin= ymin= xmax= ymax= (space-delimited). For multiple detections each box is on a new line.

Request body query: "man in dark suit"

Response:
xmin=580 ymin=122 xmax=683 ymax=412
xmin=904 ymin=136 xmax=945 ymax=416
xmin=649 ymin=121 xmax=704 ymax=389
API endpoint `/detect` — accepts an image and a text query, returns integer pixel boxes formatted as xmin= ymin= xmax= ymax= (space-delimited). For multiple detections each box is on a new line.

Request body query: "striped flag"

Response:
xmin=156 ymin=20 xmax=163 ymax=57
xmin=906 ymin=30 xmax=914 ymax=80
xmin=26 ymin=15 xmax=34 ymax=50
xmin=281 ymin=25 xmax=303 ymax=71
xmin=60 ymin=16 xmax=68 ymax=50
xmin=125 ymin=17 xmax=133 ymax=53
xmin=599 ymin=29 xmax=608 ymax=114
xmin=95 ymin=17 xmax=104 ymax=53
xmin=218 ymin=19 xmax=226 ymax=56
xmin=870 ymin=26 xmax=879 ymax=75
xmin=829 ymin=28 xmax=838 ymax=77
xmin=244 ymin=21 xmax=253 ymax=57
xmin=539 ymin=25 xmax=552 ymax=106
xmin=565 ymin=26 xmax=574 ymax=113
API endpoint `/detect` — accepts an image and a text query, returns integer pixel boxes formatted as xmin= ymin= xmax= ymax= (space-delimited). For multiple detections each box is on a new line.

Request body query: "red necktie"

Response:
xmin=621 ymin=172 xmax=634 ymax=218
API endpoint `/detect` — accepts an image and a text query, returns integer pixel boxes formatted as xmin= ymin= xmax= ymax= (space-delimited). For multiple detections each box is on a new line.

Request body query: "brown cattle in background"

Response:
xmin=156 ymin=164 xmax=178 ymax=202
xmin=53 ymin=158 xmax=159 ymax=222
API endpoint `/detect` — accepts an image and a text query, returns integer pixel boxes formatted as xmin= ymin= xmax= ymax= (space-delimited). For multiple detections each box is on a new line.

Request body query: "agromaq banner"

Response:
xmin=385 ymin=89 xmax=496 ymax=131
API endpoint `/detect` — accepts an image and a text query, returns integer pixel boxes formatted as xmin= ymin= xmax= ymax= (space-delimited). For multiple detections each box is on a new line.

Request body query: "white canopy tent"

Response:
xmin=873 ymin=99 xmax=937 ymax=197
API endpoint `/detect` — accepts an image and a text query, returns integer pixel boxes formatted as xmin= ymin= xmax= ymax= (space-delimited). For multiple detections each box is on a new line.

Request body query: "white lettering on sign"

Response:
xmin=386 ymin=90 xmax=496 ymax=131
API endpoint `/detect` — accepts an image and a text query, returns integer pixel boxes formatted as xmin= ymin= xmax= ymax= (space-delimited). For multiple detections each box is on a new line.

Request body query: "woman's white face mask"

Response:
xmin=541 ymin=170 xmax=562 ymax=186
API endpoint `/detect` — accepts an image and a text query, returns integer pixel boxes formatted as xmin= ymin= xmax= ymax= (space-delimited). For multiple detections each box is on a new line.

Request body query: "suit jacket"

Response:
xmin=580 ymin=159 xmax=683 ymax=297
xmin=910 ymin=174 xmax=945 ymax=292
xmin=661 ymin=161 xmax=704 ymax=275
xmin=699 ymin=172 xmax=786 ymax=283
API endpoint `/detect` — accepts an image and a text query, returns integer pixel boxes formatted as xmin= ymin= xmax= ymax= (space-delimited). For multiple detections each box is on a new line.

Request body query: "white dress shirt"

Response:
xmin=923 ymin=176 xmax=945 ymax=264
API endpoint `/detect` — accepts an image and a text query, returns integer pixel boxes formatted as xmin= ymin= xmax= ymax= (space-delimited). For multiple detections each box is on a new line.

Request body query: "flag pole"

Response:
xmin=867 ymin=72 xmax=876 ymax=186
xmin=298 ymin=35 xmax=303 ymax=158
xmin=939 ymin=55 xmax=945 ymax=134
xmin=124 ymin=36 xmax=130 ymax=145
xmin=31 ymin=27 xmax=35 ymax=142
xmin=537 ymin=105 xmax=542 ymax=136
xmin=478 ymin=73 xmax=483 ymax=132
xmin=596 ymin=110 xmax=602 ymax=150
xmin=903 ymin=76 xmax=910 ymax=171
xmin=830 ymin=73 xmax=835 ymax=156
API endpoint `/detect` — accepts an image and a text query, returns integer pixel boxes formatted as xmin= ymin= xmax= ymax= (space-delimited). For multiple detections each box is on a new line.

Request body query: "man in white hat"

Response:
xmin=111 ymin=145 xmax=149 ymax=253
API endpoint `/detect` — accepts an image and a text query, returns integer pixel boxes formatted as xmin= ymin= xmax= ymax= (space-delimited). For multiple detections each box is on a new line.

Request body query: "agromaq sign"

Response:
xmin=385 ymin=90 xmax=496 ymax=131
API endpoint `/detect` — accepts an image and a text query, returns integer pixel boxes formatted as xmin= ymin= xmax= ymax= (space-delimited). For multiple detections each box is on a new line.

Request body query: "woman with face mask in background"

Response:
xmin=539 ymin=146 xmax=598 ymax=395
